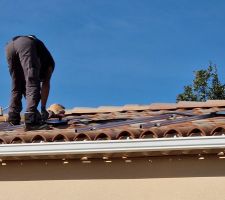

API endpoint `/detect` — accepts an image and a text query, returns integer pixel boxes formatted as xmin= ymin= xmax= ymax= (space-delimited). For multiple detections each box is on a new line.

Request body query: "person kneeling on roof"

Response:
xmin=5 ymin=35 xmax=55 ymax=131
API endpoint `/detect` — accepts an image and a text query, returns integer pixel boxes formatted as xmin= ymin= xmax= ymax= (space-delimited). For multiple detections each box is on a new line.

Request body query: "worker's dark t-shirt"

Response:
xmin=12 ymin=35 xmax=55 ymax=81
xmin=33 ymin=37 xmax=55 ymax=81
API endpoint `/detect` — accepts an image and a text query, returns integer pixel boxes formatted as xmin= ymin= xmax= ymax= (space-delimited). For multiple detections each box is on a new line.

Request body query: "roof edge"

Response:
xmin=0 ymin=136 xmax=224 ymax=159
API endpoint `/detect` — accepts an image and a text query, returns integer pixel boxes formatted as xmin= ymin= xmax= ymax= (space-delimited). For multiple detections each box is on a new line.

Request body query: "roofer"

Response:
xmin=5 ymin=35 xmax=55 ymax=131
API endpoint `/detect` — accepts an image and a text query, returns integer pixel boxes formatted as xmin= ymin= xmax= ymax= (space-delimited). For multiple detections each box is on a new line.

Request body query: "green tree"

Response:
xmin=176 ymin=64 xmax=225 ymax=102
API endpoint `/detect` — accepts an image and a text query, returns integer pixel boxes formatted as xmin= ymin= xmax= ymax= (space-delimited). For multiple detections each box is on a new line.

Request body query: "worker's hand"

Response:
xmin=41 ymin=106 xmax=49 ymax=121
xmin=48 ymin=110 xmax=65 ymax=119
xmin=47 ymin=104 xmax=66 ymax=119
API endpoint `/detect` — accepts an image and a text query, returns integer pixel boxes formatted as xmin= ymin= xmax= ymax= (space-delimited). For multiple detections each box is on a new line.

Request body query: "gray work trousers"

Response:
xmin=5 ymin=37 xmax=41 ymax=122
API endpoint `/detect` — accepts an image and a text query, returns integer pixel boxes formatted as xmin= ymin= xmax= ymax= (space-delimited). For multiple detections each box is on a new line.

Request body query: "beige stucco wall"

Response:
xmin=0 ymin=155 xmax=225 ymax=200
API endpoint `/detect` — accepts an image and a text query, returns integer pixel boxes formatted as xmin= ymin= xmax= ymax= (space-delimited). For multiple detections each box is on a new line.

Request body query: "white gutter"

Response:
xmin=0 ymin=136 xmax=225 ymax=158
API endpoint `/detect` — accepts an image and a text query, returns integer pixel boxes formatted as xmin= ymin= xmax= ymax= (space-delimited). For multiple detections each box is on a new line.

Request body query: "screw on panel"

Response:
xmin=104 ymin=160 xmax=112 ymax=163
xmin=82 ymin=160 xmax=91 ymax=164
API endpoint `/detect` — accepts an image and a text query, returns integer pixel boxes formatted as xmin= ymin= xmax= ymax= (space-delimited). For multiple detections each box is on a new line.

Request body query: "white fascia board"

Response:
xmin=0 ymin=136 xmax=225 ymax=157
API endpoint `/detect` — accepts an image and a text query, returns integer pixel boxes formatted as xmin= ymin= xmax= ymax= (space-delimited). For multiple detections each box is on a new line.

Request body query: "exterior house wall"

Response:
xmin=0 ymin=155 xmax=225 ymax=200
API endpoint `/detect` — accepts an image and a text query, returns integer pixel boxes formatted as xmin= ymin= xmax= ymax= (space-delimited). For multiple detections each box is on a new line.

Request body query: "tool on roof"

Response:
xmin=74 ymin=111 xmax=223 ymax=133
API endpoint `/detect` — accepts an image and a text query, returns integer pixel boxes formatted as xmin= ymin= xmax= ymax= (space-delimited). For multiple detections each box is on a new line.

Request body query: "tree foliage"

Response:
xmin=176 ymin=64 xmax=225 ymax=102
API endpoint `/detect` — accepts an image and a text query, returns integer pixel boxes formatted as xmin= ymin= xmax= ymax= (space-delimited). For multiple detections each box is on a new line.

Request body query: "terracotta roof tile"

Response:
xmin=177 ymin=100 xmax=225 ymax=108
xmin=206 ymin=100 xmax=225 ymax=107
xmin=66 ymin=107 xmax=101 ymax=114
xmin=122 ymin=104 xmax=150 ymax=111
xmin=97 ymin=106 xmax=124 ymax=112
xmin=66 ymin=100 xmax=225 ymax=115
xmin=148 ymin=103 xmax=178 ymax=110
xmin=177 ymin=101 xmax=209 ymax=108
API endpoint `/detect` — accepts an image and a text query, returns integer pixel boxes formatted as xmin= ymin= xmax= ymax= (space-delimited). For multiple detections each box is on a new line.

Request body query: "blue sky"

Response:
xmin=1 ymin=0 xmax=225 ymax=109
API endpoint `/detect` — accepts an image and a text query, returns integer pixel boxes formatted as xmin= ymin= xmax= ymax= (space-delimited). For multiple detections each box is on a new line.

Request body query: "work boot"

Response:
xmin=8 ymin=112 xmax=21 ymax=125
xmin=24 ymin=112 xmax=51 ymax=131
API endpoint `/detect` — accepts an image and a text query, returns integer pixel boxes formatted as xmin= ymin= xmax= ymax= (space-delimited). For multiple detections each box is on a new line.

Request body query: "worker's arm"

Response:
xmin=41 ymin=79 xmax=50 ymax=109
xmin=41 ymin=66 xmax=54 ymax=120
xmin=41 ymin=79 xmax=51 ymax=121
